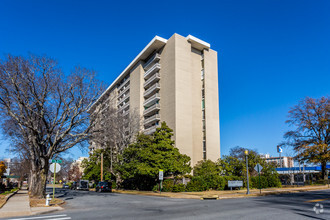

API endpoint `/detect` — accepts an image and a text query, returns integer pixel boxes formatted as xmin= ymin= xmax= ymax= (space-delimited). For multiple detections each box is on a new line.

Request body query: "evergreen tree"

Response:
xmin=120 ymin=122 xmax=191 ymax=190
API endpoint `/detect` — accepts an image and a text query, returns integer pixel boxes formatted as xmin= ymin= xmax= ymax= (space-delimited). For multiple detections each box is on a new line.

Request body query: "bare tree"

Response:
xmin=284 ymin=97 xmax=330 ymax=180
xmin=89 ymin=99 xmax=141 ymax=185
xmin=68 ymin=164 xmax=82 ymax=182
xmin=56 ymin=157 xmax=73 ymax=182
xmin=0 ymin=54 xmax=104 ymax=197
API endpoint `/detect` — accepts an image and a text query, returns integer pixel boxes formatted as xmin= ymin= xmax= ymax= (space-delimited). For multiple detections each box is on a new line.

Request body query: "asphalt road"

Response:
xmin=7 ymin=188 xmax=330 ymax=220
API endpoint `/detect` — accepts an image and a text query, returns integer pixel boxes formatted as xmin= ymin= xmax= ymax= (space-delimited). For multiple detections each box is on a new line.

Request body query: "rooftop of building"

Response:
xmin=89 ymin=33 xmax=211 ymax=112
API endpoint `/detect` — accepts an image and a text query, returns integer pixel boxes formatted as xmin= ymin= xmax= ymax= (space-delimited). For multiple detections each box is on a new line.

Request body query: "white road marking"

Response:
xmin=10 ymin=214 xmax=70 ymax=220
xmin=46 ymin=218 xmax=71 ymax=220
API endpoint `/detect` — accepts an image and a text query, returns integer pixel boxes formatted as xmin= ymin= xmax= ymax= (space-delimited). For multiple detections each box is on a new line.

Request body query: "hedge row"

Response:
xmin=250 ymin=175 xmax=281 ymax=188
xmin=154 ymin=175 xmax=281 ymax=192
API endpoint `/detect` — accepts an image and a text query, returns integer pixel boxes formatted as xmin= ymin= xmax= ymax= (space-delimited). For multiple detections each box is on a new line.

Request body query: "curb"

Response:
xmin=31 ymin=206 xmax=64 ymax=216
xmin=218 ymin=187 xmax=330 ymax=199
xmin=112 ymin=186 xmax=330 ymax=200
xmin=0 ymin=189 xmax=19 ymax=209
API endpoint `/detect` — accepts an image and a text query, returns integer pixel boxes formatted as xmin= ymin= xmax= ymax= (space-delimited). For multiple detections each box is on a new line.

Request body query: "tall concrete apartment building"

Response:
xmin=90 ymin=33 xmax=220 ymax=165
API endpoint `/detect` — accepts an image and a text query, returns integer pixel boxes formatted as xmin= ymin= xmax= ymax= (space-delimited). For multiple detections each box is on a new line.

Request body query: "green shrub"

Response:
xmin=172 ymin=184 xmax=185 ymax=192
xmin=152 ymin=184 xmax=159 ymax=192
xmin=111 ymin=181 xmax=117 ymax=189
xmin=266 ymin=175 xmax=282 ymax=188
xmin=186 ymin=176 xmax=207 ymax=192
xmin=162 ymin=179 xmax=174 ymax=192
xmin=250 ymin=175 xmax=282 ymax=189
xmin=213 ymin=176 xmax=226 ymax=190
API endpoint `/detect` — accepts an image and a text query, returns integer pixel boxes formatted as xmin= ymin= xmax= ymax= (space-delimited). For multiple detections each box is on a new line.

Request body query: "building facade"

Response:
xmin=261 ymin=154 xmax=294 ymax=168
xmin=90 ymin=33 xmax=220 ymax=166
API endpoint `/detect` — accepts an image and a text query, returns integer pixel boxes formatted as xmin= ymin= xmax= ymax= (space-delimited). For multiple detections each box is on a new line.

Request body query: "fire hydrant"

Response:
xmin=45 ymin=194 xmax=51 ymax=206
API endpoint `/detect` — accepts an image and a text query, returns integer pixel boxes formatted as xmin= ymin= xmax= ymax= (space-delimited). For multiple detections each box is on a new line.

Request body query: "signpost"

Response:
xmin=49 ymin=160 xmax=62 ymax=200
xmin=159 ymin=169 xmax=163 ymax=193
xmin=277 ymin=146 xmax=283 ymax=168
xmin=228 ymin=180 xmax=243 ymax=190
xmin=254 ymin=163 xmax=263 ymax=194
xmin=51 ymin=159 xmax=62 ymax=164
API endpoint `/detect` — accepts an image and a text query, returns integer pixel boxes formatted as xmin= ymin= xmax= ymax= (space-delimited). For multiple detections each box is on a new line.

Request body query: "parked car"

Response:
xmin=96 ymin=181 xmax=112 ymax=192
xmin=77 ymin=180 xmax=89 ymax=190
xmin=62 ymin=184 xmax=69 ymax=189
xmin=70 ymin=181 xmax=77 ymax=190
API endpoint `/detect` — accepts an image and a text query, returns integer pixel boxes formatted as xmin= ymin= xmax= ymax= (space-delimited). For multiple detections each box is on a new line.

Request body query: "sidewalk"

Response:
xmin=0 ymin=188 xmax=63 ymax=218
xmin=114 ymin=185 xmax=330 ymax=200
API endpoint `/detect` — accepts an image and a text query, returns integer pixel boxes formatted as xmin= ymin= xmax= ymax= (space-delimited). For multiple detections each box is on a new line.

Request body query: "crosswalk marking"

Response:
xmin=10 ymin=214 xmax=71 ymax=220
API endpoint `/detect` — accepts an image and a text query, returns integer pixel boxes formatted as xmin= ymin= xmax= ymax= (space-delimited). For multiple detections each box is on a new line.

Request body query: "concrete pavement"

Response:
xmin=0 ymin=188 xmax=63 ymax=218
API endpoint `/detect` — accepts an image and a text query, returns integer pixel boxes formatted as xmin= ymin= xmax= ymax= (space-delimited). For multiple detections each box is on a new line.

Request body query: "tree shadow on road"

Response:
xmin=251 ymin=191 xmax=330 ymax=219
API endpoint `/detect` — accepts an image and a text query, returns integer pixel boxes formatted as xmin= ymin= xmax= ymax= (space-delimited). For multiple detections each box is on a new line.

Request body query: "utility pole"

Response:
xmin=245 ymin=150 xmax=250 ymax=194
xmin=101 ymin=152 xmax=104 ymax=182
xmin=53 ymin=162 xmax=56 ymax=200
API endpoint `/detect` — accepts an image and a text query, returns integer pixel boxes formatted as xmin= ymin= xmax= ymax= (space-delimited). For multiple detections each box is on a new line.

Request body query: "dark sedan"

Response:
xmin=96 ymin=181 xmax=112 ymax=192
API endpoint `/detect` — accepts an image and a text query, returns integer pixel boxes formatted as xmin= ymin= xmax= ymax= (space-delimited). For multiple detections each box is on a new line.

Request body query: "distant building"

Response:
xmin=71 ymin=157 xmax=88 ymax=173
xmin=3 ymin=158 xmax=11 ymax=175
xmin=261 ymin=154 xmax=294 ymax=168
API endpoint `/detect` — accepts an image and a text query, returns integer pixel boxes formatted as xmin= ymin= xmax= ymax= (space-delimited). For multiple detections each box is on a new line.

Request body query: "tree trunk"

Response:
xmin=321 ymin=161 xmax=327 ymax=181
xmin=29 ymin=159 xmax=49 ymax=198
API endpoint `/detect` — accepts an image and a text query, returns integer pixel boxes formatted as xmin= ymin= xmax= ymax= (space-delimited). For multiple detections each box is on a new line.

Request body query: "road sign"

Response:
xmin=159 ymin=169 xmax=164 ymax=181
xmin=49 ymin=163 xmax=61 ymax=173
xmin=228 ymin=180 xmax=243 ymax=188
xmin=277 ymin=146 xmax=283 ymax=153
xmin=51 ymin=159 xmax=62 ymax=164
xmin=254 ymin=164 xmax=263 ymax=173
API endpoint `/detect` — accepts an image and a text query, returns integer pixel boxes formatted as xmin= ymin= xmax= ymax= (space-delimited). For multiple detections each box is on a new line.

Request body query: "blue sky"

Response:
xmin=0 ymin=0 xmax=329 ymax=159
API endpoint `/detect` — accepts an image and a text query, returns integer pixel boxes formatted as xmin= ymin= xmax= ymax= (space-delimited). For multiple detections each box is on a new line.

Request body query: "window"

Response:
xmin=202 ymin=99 xmax=205 ymax=109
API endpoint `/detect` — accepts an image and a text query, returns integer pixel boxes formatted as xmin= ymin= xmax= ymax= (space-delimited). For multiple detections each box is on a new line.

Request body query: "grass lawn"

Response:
xmin=29 ymin=196 xmax=64 ymax=207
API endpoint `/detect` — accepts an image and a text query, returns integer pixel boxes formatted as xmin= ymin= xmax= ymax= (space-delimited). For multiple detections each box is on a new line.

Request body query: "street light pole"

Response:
xmin=245 ymin=150 xmax=250 ymax=194
xmin=101 ymin=152 xmax=104 ymax=182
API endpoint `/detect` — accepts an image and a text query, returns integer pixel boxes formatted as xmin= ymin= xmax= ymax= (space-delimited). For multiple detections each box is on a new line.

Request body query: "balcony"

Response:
xmin=144 ymin=93 xmax=160 ymax=108
xmin=144 ymin=63 xmax=161 ymax=80
xmin=118 ymin=101 xmax=129 ymax=111
xmin=118 ymin=108 xmax=129 ymax=117
xmin=143 ymin=53 xmax=161 ymax=71
xmin=117 ymin=78 xmax=130 ymax=91
xmin=144 ymin=72 xmax=160 ymax=88
xmin=117 ymin=93 xmax=129 ymax=106
xmin=144 ymin=83 xmax=160 ymax=98
xmin=144 ymin=114 xmax=160 ymax=126
xmin=118 ymin=83 xmax=130 ymax=96
xmin=144 ymin=124 xmax=160 ymax=135
xmin=122 ymin=110 xmax=129 ymax=117
xmin=143 ymin=103 xmax=160 ymax=116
